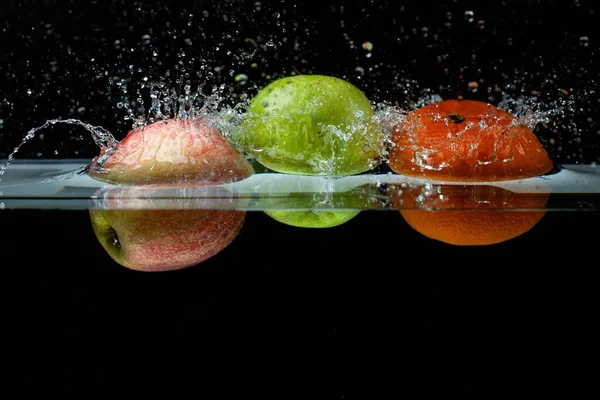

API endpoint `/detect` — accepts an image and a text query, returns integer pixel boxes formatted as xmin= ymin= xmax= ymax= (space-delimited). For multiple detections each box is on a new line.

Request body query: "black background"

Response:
xmin=2 ymin=209 xmax=599 ymax=396
xmin=1 ymin=0 xmax=599 ymax=163
xmin=1 ymin=0 xmax=600 ymax=396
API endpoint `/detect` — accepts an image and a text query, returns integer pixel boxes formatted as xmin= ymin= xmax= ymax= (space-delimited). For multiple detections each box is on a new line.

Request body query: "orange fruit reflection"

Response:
xmin=389 ymin=184 xmax=549 ymax=245
xmin=388 ymin=99 xmax=553 ymax=182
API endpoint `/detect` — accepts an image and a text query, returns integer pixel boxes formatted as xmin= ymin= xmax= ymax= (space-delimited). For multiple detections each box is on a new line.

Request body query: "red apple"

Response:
xmin=89 ymin=206 xmax=245 ymax=272
xmin=88 ymin=117 xmax=254 ymax=271
xmin=88 ymin=117 xmax=254 ymax=185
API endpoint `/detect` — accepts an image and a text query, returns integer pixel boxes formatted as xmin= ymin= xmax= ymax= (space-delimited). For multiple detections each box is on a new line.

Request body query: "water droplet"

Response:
xmin=464 ymin=10 xmax=475 ymax=23
xmin=362 ymin=41 xmax=373 ymax=51
xmin=235 ymin=74 xmax=249 ymax=84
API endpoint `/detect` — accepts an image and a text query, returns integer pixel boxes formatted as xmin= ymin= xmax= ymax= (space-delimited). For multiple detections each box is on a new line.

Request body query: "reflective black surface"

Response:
xmin=2 ymin=208 xmax=599 ymax=395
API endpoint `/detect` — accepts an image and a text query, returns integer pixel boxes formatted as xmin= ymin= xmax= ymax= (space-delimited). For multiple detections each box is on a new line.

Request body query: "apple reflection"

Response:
xmin=264 ymin=209 xmax=360 ymax=228
xmin=89 ymin=185 xmax=245 ymax=272
xmin=388 ymin=183 xmax=550 ymax=246
xmin=256 ymin=180 xmax=389 ymax=229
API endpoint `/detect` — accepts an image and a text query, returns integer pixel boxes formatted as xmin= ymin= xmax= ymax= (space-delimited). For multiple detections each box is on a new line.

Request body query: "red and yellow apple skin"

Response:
xmin=89 ymin=208 xmax=245 ymax=272
xmin=88 ymin=117 xmax=254 ymax=272
xmin=88 ymin=118 xmax=254 ymax=185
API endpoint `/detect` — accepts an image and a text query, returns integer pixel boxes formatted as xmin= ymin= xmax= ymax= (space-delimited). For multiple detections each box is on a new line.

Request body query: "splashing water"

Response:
xmin=498 ymin=94 xmax=578 ymax=130
xmin=0 ymin=82 xmax=588 ymax=184
xmin=0 ymin=119 xmax=118 ymax=181
xmin=110 ymin=71 xmax=252 ymax=145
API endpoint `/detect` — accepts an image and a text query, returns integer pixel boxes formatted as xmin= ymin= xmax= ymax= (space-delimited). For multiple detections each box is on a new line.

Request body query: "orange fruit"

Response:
xmin=387 ymin=99 xmax=552 ymax=245
xmin=388 ymin=99 xmax=553 ymax=182
xmin=389 ymin=184 xmax=549 ymax=246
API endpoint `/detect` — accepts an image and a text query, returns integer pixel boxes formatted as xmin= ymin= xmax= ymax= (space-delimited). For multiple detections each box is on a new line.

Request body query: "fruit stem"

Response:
xmin=449 ymin=113 xmax=465 ymax=123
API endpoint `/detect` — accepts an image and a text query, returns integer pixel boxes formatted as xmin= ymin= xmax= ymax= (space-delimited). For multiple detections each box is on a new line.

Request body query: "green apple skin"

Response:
xmin=239 ymin=75 xmax=385 ymax=176
xmin=264 ymin=210 xmax=360 ymax=228
xmin=90 ymin=209 xmax=245 ymax=272
xmin=88 ymin=117 xmax=254 ymax=185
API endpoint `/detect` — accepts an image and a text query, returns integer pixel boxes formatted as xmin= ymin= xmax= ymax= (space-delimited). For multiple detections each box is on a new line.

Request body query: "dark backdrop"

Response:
xmin=1 ymin=0 xmax=599 ymax=163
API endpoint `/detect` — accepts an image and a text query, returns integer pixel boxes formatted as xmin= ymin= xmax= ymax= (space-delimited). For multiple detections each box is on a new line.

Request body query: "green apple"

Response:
xmin=87 ymin=117 xmax=254 ymax=271
xmin=90 ymin=208 xmax=245 ymax=272
xmin=235 ymin=75 xmax=382 ymax=229
xmin=237 ymin=74 xmax=385 ymax=177
xmin=264 ymin=209 xmax=360 ymax=228
xmin=89 ymin=117 xmax=254 ymax=185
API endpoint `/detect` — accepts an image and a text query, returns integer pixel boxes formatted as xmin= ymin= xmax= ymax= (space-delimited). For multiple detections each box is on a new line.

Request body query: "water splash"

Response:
xmin=0 ymin=119 xmax=117 ymax=180
xmin=498 ymin=93 xmax=577 ymax=130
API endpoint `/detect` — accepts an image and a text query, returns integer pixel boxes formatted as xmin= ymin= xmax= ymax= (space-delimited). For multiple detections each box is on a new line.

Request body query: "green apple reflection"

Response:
xmin=264 ymin=209 xmax=360 ymax=228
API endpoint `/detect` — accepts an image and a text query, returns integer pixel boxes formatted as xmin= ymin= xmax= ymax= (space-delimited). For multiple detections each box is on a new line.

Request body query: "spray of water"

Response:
xmin=1 ymin=0 xmax=596 ymax=183
xmin=0 ymin=119 xmax=118 ymax=181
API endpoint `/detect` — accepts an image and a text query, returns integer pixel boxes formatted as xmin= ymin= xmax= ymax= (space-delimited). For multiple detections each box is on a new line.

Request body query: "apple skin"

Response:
xmin=238 ymin=75 xmax=385 ymax=177
xmin=88 ymin=117 xmax=254 ymax=185
xmin=90 ymin=208 xmax=245 ymax=272
xmin=87 ymin=117 xmax=254 ymax=271
xmin=264 ymin=210 xmax=360 ymax=228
